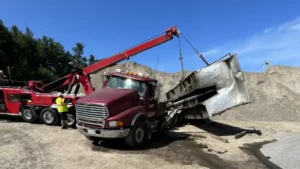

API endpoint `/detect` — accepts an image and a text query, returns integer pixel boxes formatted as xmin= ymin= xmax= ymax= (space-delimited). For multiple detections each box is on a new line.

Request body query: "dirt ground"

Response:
xmin=1 ymin=116 xmax=299 ymax=169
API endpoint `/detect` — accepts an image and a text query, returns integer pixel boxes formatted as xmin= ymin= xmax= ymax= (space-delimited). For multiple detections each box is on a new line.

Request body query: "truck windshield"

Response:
xmin=106 ymin=76 xmax=147 ymax=96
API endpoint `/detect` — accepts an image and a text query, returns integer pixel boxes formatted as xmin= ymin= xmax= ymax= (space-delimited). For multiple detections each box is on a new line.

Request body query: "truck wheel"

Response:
xmin=40 ymin=108 xmax=59 ymax=126
xmin=169 ymin=114 xmax=179 ymax=128
xmin=65 ymin=112 xmax=76 ymax=128
xmin=21 ymin=107 xmax=38 ymax=123
xmin=125 ymin=121 xmax=147 ymax=149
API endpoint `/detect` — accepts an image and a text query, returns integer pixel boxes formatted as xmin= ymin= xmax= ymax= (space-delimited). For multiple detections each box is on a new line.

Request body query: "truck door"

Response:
xmin=0 ymin=90 xmax=6 ymax=112
xmin=5 ymin=93 xmax=21 ymax=114
xmin=144 ymin=83 xmax=157 ymax=118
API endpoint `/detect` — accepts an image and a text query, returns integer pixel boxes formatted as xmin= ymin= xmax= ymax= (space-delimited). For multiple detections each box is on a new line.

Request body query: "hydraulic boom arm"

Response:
xmin=27 ymin=27 xmax=180 ymax=94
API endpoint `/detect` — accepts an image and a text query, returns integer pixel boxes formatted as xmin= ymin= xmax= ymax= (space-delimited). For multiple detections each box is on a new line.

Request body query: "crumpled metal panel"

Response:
xmin=165 ymin=54 xmax=250 ymax=117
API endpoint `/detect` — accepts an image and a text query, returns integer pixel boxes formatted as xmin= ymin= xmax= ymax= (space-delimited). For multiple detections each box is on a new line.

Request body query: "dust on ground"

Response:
xmin=1 ymin=116 xmax=299 ymax=169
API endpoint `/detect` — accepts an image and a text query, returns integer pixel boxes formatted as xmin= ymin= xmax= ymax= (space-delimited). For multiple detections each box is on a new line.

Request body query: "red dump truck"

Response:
xmin=75 ymin=54 xmax=251 ymax=148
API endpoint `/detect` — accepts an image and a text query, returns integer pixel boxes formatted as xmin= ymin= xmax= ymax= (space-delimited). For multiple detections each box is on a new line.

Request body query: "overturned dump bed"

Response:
xmin=165 ymin=54 xmax=250 ymax=119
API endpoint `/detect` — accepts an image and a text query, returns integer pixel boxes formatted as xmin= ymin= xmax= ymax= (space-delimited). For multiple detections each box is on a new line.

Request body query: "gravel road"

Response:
xmin=1 ymin=117 xmax=299 ymax=169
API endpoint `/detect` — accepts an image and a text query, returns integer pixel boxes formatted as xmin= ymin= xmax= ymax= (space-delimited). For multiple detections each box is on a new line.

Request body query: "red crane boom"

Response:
xmin=27 ymin=27 xmax=180 ymax=94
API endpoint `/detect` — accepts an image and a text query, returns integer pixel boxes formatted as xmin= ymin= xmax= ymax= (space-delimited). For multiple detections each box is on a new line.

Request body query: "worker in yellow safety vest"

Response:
xmin=55 ymin=92 xmax=68 ymax=129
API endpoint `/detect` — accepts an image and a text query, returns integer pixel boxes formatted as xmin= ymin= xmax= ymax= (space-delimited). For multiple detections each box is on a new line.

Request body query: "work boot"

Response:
xmin=61 ymin=120 xmax=68 ymax=129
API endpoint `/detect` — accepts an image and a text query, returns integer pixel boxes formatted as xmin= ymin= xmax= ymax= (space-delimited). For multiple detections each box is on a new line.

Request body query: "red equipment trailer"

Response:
xmin=0 ymin=26 xmax=183 ymax=126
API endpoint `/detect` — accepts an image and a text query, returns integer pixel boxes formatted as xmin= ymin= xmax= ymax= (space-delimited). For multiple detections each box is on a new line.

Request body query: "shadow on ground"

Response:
xmin=90 ymin=129 xmax=258 ymax=169
xmin=0 ymin=115 xmax=25 ymax=123
xmin=91 ymin=130 xmax=191 ymax=151
xmin=0 ymin=115 xmax=77 ymax=129
xmin=189 ymin=120 xmax=262 ymax=137
xmin=241 ymin=140 xmax=282 ymax=169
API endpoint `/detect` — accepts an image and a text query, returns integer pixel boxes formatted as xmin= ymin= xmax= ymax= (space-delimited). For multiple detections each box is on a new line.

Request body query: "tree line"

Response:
xmin=0 ymin=20 xmax=99 ymax=82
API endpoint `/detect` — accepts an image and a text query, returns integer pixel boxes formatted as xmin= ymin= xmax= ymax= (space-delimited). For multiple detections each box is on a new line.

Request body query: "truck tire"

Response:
xmin=65 ymin=112 xmax=76 ymax=128
xmin=125 ymin=121 xmax=147 ymax=149
xmin=169 ymin=114 xmax=179 ymax=128
xmin=21 ymin=107 xmax=38 ymax=123
xmin=40 ymin=108 xmax=59 ymax=126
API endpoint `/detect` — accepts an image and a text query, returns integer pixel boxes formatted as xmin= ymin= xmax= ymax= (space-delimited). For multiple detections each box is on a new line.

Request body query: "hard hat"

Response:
xmin=57 ymin=92 xmax=63 ymax=97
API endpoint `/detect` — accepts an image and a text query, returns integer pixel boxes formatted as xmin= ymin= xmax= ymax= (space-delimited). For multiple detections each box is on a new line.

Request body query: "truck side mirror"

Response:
xmin=101 ymin=73 xmax=109 ymax=88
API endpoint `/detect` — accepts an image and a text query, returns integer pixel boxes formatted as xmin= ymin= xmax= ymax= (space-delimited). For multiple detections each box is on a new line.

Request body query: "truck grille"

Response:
xmin=75 ymin=103 xmax=109 ymax=120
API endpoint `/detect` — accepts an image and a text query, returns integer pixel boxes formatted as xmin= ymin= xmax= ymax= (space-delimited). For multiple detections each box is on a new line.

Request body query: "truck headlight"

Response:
xmin=108 ymin=121 xmax=124 ymax=127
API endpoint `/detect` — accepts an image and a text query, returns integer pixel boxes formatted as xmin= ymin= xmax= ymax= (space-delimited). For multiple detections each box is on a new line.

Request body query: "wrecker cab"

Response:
xmin=76 ymin=69 xmax=164 ymax=148
xmin=0 ymin=86 xmax=80 ymax=127
xmin=103 ymin=69 xmax=160 ymax=118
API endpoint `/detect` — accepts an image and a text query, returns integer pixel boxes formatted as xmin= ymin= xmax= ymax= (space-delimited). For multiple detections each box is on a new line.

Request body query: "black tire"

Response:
xmin=20 ymin=107 xmax=38 ymax=123
xmin=40 ymin=108 xmax=59 ymax=126
xmin=169 ymin=114 xmax=179 ymax=128
xmin=125 ymin=121 xmax=147 ymax=149
xmin=65 ymin=112 xmax=76 ymax=128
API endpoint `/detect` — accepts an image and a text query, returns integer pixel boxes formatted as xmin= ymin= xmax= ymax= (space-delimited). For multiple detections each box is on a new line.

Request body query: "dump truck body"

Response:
xmin=165 ymin=54 xmax=250 ymax=120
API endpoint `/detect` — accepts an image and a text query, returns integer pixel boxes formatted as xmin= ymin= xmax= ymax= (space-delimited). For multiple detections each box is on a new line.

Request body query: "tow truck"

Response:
xmin=0 ymin=26 xmax=187 ymax=127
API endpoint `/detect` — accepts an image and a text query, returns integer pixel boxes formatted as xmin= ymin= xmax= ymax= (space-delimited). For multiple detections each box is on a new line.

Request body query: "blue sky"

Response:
xmin=1 ymin=0 xmax=300 ymax=73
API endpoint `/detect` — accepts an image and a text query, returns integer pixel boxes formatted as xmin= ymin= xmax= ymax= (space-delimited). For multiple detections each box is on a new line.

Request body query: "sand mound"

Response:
xmin=78 ymin=62 xmax=300 ymax=122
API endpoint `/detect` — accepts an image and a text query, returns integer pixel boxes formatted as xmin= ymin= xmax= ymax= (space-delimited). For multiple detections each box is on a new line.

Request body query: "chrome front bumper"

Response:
xmin=76 ymin=124 xmax=130 ymax=138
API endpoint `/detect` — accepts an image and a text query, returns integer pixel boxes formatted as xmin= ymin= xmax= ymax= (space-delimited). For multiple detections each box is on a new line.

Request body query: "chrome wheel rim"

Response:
xmin=66 ymin=114 xmax=75 ymax=126
xmin=23 ymin=109 xmax=33 ymax=120
xmin=135 ymin=127 xmax=145 ymax=143
xmin=43 ymin=111 xmax=54 ymax=124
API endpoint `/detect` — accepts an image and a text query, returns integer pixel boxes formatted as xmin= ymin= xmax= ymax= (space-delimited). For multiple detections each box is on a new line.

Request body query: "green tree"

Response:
xmin=0 ymin=19 xmax=96 ymax=83
xmin=72 ymin=42 xmax=87 ymax=67
xmin=0 ymin=20 xmax=14 ymax=71
xmin=88 ymin=54 xmax=96 ymax=65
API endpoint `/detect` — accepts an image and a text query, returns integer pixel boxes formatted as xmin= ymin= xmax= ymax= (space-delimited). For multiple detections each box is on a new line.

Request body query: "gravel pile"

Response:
xmin=75 ymin=62 xmax=300 ymax=122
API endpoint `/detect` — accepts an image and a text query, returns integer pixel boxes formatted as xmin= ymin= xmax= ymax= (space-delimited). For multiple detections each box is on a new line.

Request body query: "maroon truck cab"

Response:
xmin=76 ymin=69 xmax=160 ymax=148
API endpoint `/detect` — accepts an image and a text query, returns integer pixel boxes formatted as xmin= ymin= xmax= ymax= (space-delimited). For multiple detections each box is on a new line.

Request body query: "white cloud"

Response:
xmin=277 ymin=17 xmax=300 ymax=31
xmin=202 ymin=49 xmax=219 ymax=56
xmin=201 ymin=17 xmax=300 ymax=71
xmin=264 ymin=27 xmax=273 ymax=33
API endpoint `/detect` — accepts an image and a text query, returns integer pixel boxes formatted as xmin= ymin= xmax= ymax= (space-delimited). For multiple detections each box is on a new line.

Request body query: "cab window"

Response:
xmin=147 ymin=84 xmax=155 ymax=99
xmin=106 ymin=76 xmax=147 ymax=96
xmin=0 ymin=90 xmax=4 ymax=104
xmin=7 ymin=94 xmax=31 ymax=102
xmin=7 ymin=94 xmax=21 ymax=102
